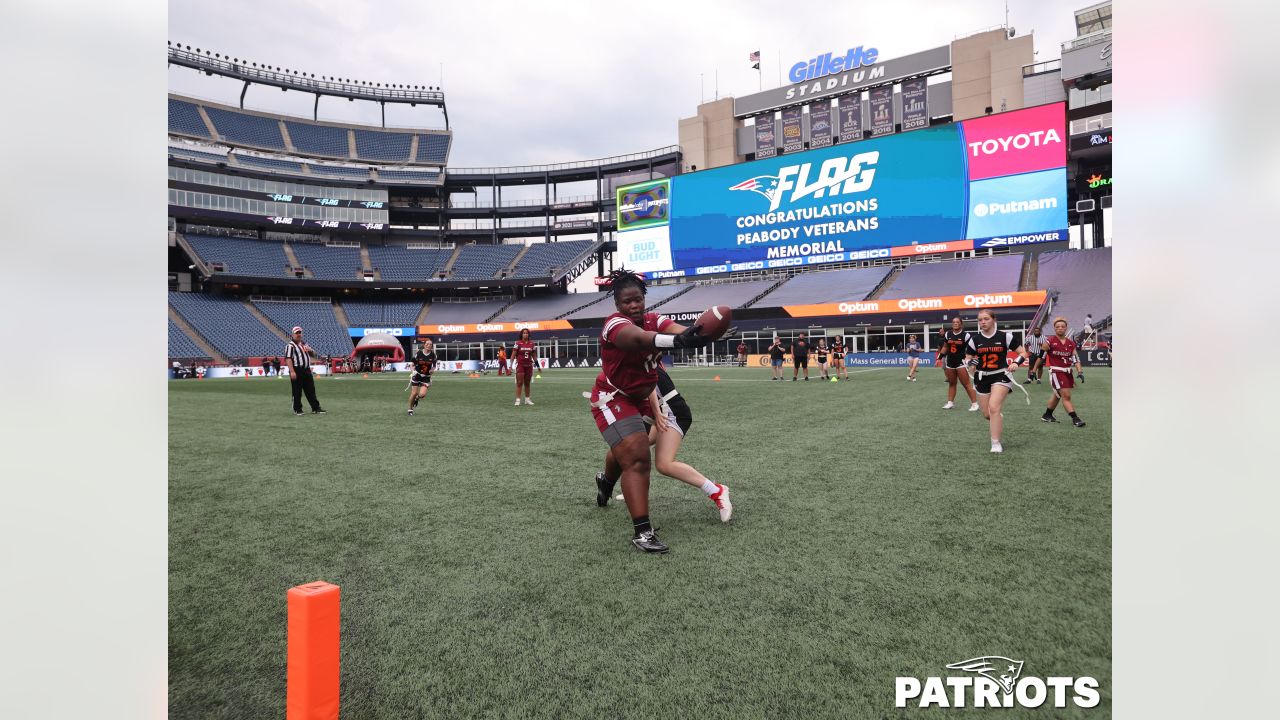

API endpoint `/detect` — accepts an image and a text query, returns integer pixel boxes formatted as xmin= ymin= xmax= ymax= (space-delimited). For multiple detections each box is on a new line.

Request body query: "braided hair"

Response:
xmin=605 ymin=268 xmax=646 ymax=297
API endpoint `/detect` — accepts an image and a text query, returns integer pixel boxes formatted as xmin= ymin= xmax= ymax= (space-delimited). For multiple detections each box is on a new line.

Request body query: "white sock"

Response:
xmin=700 ymin=479 xmax=719 ymax=496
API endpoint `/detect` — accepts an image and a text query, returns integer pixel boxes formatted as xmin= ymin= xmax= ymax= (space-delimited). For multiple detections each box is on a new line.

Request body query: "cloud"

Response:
xmin=169 ymin=0 xmax=1081 ymax=167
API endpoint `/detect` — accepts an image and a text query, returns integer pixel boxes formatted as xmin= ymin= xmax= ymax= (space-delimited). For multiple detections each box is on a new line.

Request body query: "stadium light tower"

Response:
xmin=167 ymin=43 xmax=449 ymax=128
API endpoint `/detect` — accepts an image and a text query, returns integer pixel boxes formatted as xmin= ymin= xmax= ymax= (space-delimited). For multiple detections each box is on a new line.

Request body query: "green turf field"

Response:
xmin=169 ymin=365 xmax=1111 ymax=718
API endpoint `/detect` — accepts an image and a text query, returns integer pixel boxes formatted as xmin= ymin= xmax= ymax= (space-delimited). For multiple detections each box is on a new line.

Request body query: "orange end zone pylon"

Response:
xmin=287 ymin=581 xmax=341 ymax=720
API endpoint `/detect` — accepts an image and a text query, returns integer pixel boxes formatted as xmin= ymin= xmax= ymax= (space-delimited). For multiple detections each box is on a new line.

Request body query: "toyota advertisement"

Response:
xmin=616 ymin=102 xmax=1066 ymax=277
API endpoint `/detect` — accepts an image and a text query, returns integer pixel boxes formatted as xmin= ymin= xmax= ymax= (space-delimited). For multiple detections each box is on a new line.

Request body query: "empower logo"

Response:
xmin=972 ymin=197 xmax=1057 ymax=217
xmin=729 ymin=151 xmax=878 ymax=212
xmin=895 ymin=656 xmax=1101 ymax=709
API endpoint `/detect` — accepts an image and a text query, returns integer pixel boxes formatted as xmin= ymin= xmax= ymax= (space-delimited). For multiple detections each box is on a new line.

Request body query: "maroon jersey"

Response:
xmin=513 ymin=339 xmax=535 ymax=368
xmin=598 ymin=311 xmax=674 ymax=400
xmin=1044 ymin=335 xmax=1077 ymax=369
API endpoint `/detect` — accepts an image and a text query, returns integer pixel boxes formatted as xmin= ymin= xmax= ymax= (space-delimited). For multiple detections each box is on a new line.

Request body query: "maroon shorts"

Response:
xmin=1049 ymin=367 xmax=1075 ymax=390
xmin=588 ymin=382 xmax=653 ymax=444
xmin=515 ymin=365 xmax=533 ymax=381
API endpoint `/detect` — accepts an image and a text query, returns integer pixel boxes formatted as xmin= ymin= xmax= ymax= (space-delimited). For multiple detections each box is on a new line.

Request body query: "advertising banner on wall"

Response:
xmin=783 ymin=291 xmax=1046 ymax=318
xmin=418 ymin=320 xmax=573 ymax=336
xmin=755 ymin=114 xmax=777 ymax=159
xmin=900 ymin=78 xmax=929 ymax=131
xmin=808 ymin=102 xmax=833 ymax=149
xmin=347 ymin=327 xmax=415 ymax=337
xmin=613 ymin=102 xmax=1066 ymax=278
xmin=837 ymin=97 xmax=862 ymax=143
xmin=869 ymin=86 xmax=895 ymax=137
xmin=616 ymin=179 xmax=670 ymax=231
xmin=781 ymin=108 xmax=804 ymax=153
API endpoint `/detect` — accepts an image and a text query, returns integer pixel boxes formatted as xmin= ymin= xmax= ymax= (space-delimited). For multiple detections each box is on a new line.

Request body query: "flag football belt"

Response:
xmin=976 ymin=367 xmax=1031 ymax=404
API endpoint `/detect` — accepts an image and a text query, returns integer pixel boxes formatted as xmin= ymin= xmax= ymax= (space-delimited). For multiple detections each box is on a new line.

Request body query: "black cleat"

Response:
xmin=595 ymin=471 xmax=616 ymax=507
xmin=294 ymin=411 xmax=304 ymax=416
xmin=1073 ymin=418 xmax=1086 ymax=428
xmin=1041 ymin=415 xmax=1059 ymax=423
xmin=631 ymin=530 xmax=669 ymax=553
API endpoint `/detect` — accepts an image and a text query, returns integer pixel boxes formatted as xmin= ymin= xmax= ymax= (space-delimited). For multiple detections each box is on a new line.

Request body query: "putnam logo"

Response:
xmin=895 ymin=656 xmax=1100 ymax=709
xmin=729 ymin=151 xmax=878 ymax=212
xmin=972 ymin=197 xmax=1057 ymax=217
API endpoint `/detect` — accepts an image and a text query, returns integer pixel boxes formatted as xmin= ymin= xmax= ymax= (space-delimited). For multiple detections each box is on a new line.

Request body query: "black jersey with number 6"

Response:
xmin=966 ymin=330 xmax=1021 ymax=374
xmin=941 ymin=329 xmax=970 ymax=367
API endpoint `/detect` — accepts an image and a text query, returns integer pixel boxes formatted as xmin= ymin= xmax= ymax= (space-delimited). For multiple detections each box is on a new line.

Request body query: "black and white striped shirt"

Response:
xmin=1024 ymin=333 xmax=1043 ymax=354
xmin=285 ymin=340 xmax=311 ymax=369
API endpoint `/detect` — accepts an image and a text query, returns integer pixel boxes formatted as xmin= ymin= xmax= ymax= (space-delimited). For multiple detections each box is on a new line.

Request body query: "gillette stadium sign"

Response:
xmin=614 ymin=103 xmax=1067 ymax=276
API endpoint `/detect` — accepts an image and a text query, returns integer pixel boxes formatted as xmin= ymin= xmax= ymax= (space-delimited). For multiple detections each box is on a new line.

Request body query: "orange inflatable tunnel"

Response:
xmin=287 ymin=581 xmax=341 ymax=720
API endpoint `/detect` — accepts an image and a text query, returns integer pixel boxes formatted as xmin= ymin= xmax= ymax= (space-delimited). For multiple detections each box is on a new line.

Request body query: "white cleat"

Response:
xmin=615 ymin=493 xmax=626 ymax=501
xmin=942 ymin=401 xmax=955 ymax=409
xmin=990 ymin=441 xmax=1003 ymax=454
xmin=710 ymin=483 xmax=733 ymax=522
xmin=523 ymin=398 xmax=534 ymax=405
xmin=968 ymin=403 xmax=980 ymax=412
xmin=514 ymin=399 xmax=521 ymax=406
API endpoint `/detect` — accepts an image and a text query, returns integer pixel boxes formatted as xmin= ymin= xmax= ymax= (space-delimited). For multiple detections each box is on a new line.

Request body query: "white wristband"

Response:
xmin=654 ymin=334 xmax=675 ymax=348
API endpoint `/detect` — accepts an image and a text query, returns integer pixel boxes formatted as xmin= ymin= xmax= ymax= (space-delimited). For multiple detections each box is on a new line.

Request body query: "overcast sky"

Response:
xmin=169 ymin=0 xmax=1084 ymax=168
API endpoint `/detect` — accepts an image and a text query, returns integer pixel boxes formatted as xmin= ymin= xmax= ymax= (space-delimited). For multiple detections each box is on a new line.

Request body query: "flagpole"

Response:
xmin=777 ymin=49 xmax=782 ymax=88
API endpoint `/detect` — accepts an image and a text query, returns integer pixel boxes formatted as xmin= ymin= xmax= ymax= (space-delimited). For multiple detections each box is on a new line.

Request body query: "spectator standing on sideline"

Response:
xmin=790 ymin=332 xmax=810 ymax=381
xmin=736 ymin=340 xmax=748 ymax=367
xmin=271 ymin=356 xmax=282 ymax=377
xmin=261 ymin=356 xmax=271 ymax=377
xmin=285 ymin=326 xmax=326 ymax=416
xmin=768 ymin=337 xmax=786 ymax=380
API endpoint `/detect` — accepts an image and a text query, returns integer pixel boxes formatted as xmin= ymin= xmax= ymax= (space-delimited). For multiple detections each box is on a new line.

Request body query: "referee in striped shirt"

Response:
xmin=285 ymin=326 xmax=326 ymax=415
xmin=1024 ymin=325 xmax=1045 ymax=384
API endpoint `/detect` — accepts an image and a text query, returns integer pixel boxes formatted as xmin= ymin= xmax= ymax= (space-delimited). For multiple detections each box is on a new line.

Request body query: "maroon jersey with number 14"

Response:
xmin=597 ymin=311 xmax=674 ymax=400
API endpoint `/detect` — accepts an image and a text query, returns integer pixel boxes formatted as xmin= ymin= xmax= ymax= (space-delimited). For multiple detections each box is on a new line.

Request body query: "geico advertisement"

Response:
xmin=616 ymin=103 xmax=1067 ymax=276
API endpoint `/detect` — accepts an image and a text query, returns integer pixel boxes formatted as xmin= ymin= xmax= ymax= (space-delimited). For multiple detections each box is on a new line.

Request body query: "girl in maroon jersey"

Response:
xmin=512 ymin=328 xmax=535 ymax=406
xmin=588 ymin=269 xmax=712 ymax=553
xmin=1041 ymin=317 xmax=1086 ymax=427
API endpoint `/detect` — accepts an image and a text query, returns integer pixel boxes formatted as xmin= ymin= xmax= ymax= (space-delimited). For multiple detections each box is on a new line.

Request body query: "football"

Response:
xmin=694 ymin=305 xmax=733 ymax=341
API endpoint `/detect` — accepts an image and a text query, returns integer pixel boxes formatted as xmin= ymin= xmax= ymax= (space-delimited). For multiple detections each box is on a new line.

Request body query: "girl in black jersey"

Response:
xmin=815 ymin=339 xmax=830 ymax=380
xmin=966 ymin=309 xmax=1030 ymax=453
xmin=940 ymin=317 xmax=979 ymax=411
xmin=830 ymin=337 xmax=847 ymax=381
xmin=407 ymin=338 xmax=436 ymax=416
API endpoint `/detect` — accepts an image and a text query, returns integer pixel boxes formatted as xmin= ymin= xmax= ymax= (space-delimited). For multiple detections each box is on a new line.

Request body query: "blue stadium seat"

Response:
xmin=285 ymin=121 xmax=351 ymax=158
xmin=421 ymin=300 xmax=509 ymax=324
xmin=1036 ymin=247 xmax=1111 ymax=329
xmin=168 ymin=319 xmax=210 ymax=359
xmin=341 ymin=299 xmax=425 ymax=326
xmin=657 ymin=280 xmax=779 ymax=314
xmin=203 ymin=106 xmax=286 ymax=150
xmin=753 ymin=266 xmax=892 ymax=307
xmin=367 ymin=246 xmax=450 ymax=281
xmin=306 ymin=164 xmax=372 ymax=180
xmin=449 ymin=245 xmax=522 ymax=281
xmin=168 ymin=292 xmax=285 ymax=359
xmin=253 ymin=301 xmax=352 ymax=357
xmin=509 ymin=240 xmax=593 ymax=278
xmin=291 ymin=243 xmax=362 ymax=281
xmin=353 ymin=130 xmax=413 ymax=161
xmin=234 ymin=154 xmax=305 ymax=173
xmin=168 ymin=146 xmax=227 ymax=164
xmin=169 ymin=99 xmax=211 ymax=138
xmin=185 ymin=235 xmax=292 ymax=278
xmin=415 ymin=133 xmax=451 ymax=163
xmin=880 ymin=255 xmax=1023 ymax=298
xmin=376 ymin=169 xmax=442 ymax=183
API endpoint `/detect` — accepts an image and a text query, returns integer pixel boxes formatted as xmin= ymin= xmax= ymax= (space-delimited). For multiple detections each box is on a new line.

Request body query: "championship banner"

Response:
xmin=418 ymin=320 xmax=573 ymax=336
xmin=755 ymin=114 xmax=777 ymax=159
xmin=781 ymin=107 xmax=804 ymax=153
xmin=837 ymin=97 xmax=862 ymax=143
xmin=869 ymin=85 xmax=894 ymax=137
xmin=783 ymin=290 xmax=1047 ymax=318
xmin=900 ymin=78 xmax=928 ymax=131
xmin=808 ymin=102 xmax=833 ymax=149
